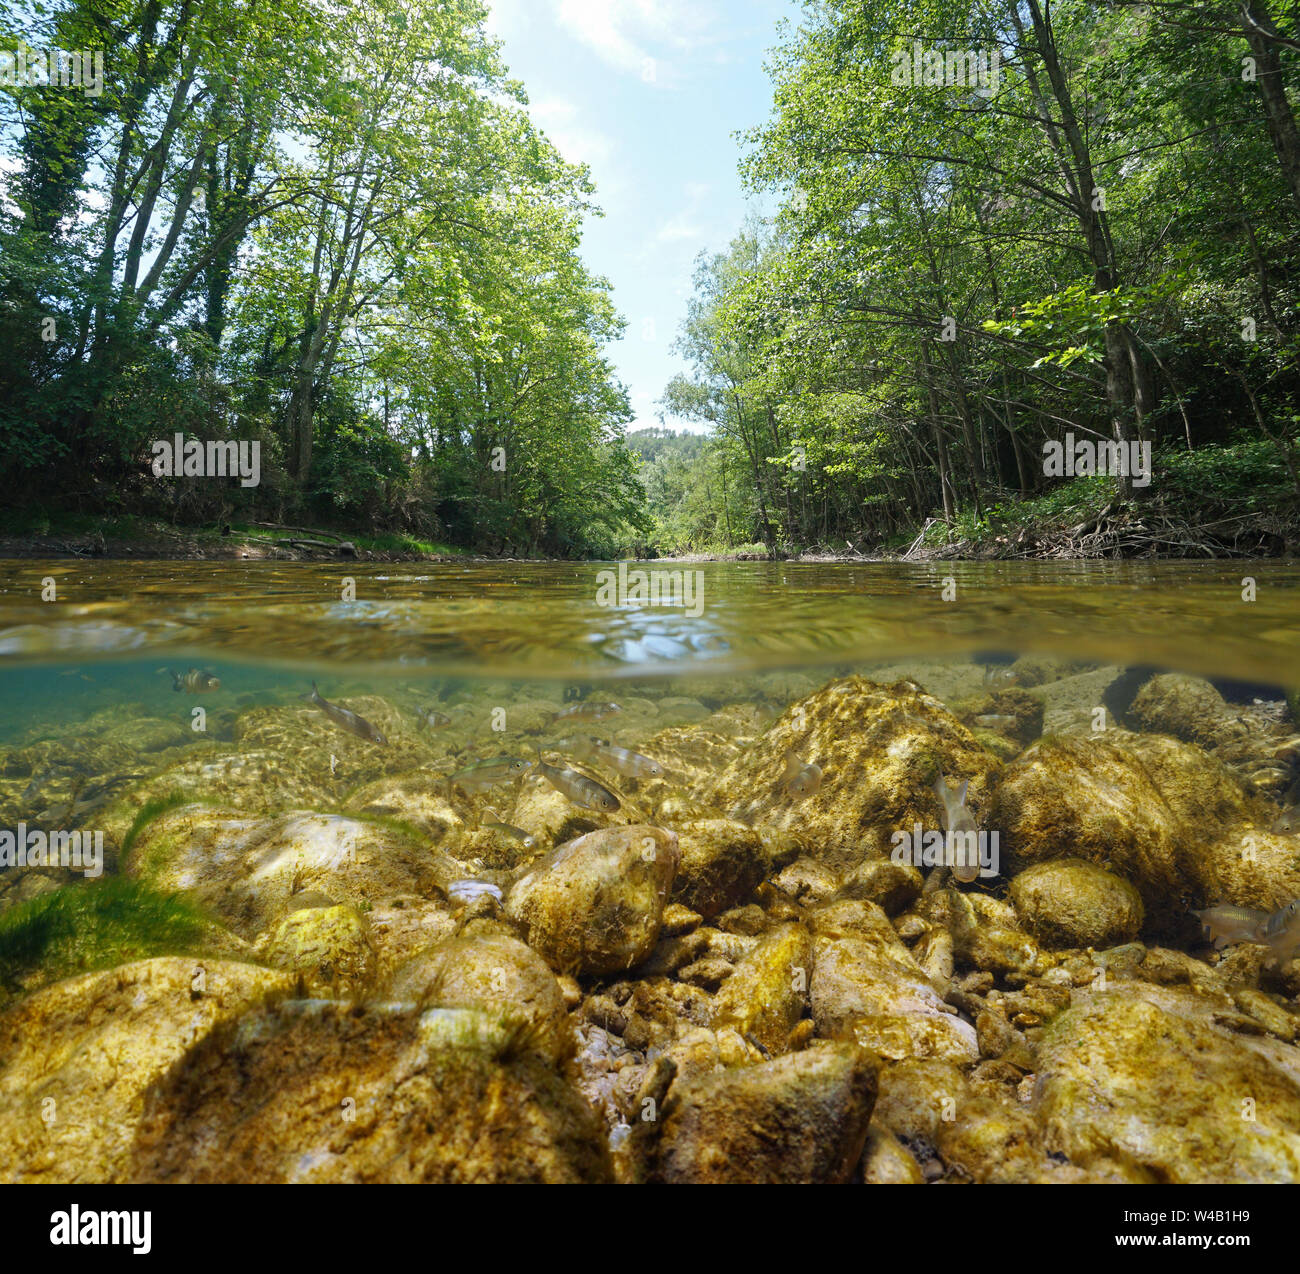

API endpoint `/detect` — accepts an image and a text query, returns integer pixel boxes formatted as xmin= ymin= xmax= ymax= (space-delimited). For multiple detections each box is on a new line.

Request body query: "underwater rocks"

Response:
xmin=702 ymin=676 xmax=1001 ymax=873
xmin=1033 ymin=665 xmax=1127 ymax=735
xmin=1035 ymin=986 xmax=1300 ymax=1182
xmin=710 ymin=922 xmax=813 ymax=1056
xmin=809 ymin=901 xmax=979 ymax=1063
xmin=505 ymin=825 xmax=680 ymax=976
xmin=654 ymin=1042 xmax=878 ymax=1184
xmin=385 ymin=922 xmax=570 ymax=1062
xmin=1192 ymin=827 xmax=1300 ymax=922
xmin=342 ymin=772 xmax=467 ymax=841
xmin=12 ymin=664 xmax=1300 ymax=1186
xmin=1130 ymin=673 xmax=1248 ymax=750
xmin=255 ymin=903 xmax=376 ymax=998
xmin=510 ymin=776 xmax=633 ymax=846
xmin=101 ymin=750 xmax=331 ymax=844
xmin=995 ymin=734 xmax=1194 ymax=928
xmin=0 ymin=958 xmax=293 ymax=1183
xmin=1009 ymin=859 xmax=1144 ymax=949
xmin=859 ymin=1125 xmax=926 ymax=1183
xmin=670 ymin=817 xmax=780 ymax=918
xmin=130 ymin=1000 xmax=612 ymax=1184
xmin=127 ymin=806 xmax=441 ymax=939
xmin=934 ymin=889 xmax=1045 ymax=976
xmin=995 ymin=731 xmax=1295 ymax=931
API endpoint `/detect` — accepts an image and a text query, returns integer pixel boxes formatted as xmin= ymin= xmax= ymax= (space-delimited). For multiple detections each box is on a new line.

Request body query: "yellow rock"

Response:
xmin=256 ymin=904 xmax=375 ymax=997
xmin=712 ymin=922 xmax=812 ymax=1056
xmin=702 ymin=675 xmax=1001 ymax=873
xmin=130 ymin=1000 xmax=612 ymax=1183
xmin=0 ymin=957 xmax=292 ymax=1183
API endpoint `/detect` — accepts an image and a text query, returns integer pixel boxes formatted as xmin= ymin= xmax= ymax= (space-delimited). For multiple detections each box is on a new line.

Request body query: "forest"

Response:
xmin=2 ymin=0 xmax=1298 ymax=558
xmin=659 ymin=0 xmax=1300 ymax=557
xmin=0 ymin=0 xmax=647 ymax=556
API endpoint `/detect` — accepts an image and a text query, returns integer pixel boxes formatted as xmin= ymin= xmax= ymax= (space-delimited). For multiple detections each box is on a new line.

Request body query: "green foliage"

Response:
xmin=0 ymin=0 xmax=647 ymax=557
xmin=659 ymin=0 xmax=1300 ymax=553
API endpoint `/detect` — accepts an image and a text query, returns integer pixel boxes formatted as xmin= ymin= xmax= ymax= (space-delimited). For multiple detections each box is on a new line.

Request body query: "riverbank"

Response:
xmin=2 ymin=461 xmax=1298 ymax=564
xmin=0 ymin=516 xmax=473 ymax=563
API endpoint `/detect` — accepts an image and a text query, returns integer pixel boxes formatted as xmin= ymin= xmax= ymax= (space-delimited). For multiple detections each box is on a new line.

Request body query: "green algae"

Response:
xmin=0 ymin=877 xmax=236 ymax=1003
xmin=121 ymin=791 xmax=219 ymax=864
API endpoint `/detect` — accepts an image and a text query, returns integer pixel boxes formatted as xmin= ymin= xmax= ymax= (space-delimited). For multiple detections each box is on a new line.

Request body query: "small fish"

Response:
xmin=444 ymin=756 xmax=533 ymax=796
xmin=575 ymin=736 xmax=664 ymax=781
xmin=1193 ymin=899 xmax=1300 ymax=963
xmin=480 ymin=809 xmax=538 ymax=849
xmin=534 ymin=750 xmax=621 ymax=812
xmin=779 ymin=748 xmax=822 ymax=800
xmin=169 ymin=667 xmax=221 ymax=693
xmin=415 ymin=707 xmax=452 ymax=730
xmin=551 ymin=702 xmax=622 ymax=726
xmin=974 ymin=714 xmax=1017 ymax=730
xmin=286 ymin=890 xmax=337 ymax=913
xmin=933 ymin=771 xmax=981 ymax=883
xmin=1248 ymin=764 xmax=1292 ymax=786
xmin=983 ymin=667 xmax=1019 ymax=689
xmin=20 ymin=767 xmax=54 ymax=804
xmin=447 ymin=879 xmax=504 ymax=907
xmin=304 ymin=682 xmax=387 ymax=745
xmin=1273 ymin=806 xmax=1300 ymax=835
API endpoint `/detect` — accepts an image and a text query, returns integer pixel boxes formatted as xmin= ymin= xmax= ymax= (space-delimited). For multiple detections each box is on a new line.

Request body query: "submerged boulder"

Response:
xmin=1009 ymin=859 xmax=1144 ymax=949
xmin=702 ymin=676 xmax=1001 ymax=873
xmin=1036 ymin=986 xmax=1300 ymax=1182
xmin=505 ymin=825 xmax=680 ymax=976
xmin=127 ymin=805 xmax=438 ymax=939
xmin=655 ymin=1042 xmax=878 ymax=1184
xmin=385 ymin=922 xmax=570 ymax=1062
xmin=130 ymin=1000 xmax=612 ymax=1183
xmin=0 ymin=958 xmax=292 ymax=1183
xmin=1130 ymin=674 xmax=1244 ymax=750
xmin=710 ymin=922 xmax=812 ymax=1057
xmin=670 ymin=818 xmax=776 ymax=919
xmin=255 ymin=904 xmax=375 ymax=997
xmin=994 ymin=735 xmax=1184 ymax=927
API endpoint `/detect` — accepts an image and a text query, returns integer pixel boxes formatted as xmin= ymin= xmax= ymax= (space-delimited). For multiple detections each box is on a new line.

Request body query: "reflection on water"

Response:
xmin=0 ymin=560 xmax=1295 ymax=682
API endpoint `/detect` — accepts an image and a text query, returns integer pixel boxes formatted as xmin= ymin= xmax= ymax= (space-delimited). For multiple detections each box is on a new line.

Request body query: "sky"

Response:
xmin=484 ymin=0 xmax=799 ymax=434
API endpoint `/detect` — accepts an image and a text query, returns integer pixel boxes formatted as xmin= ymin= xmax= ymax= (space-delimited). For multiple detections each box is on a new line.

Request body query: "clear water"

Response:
xmin=2 ymin=558 xmax=1299 ymax=1184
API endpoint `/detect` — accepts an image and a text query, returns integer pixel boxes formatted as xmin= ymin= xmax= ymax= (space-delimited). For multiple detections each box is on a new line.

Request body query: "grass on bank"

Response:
xmin=919 ymin=438 xmax=1300 ymax=551
xmin=0 ymin=507 xmax=470 ymax=557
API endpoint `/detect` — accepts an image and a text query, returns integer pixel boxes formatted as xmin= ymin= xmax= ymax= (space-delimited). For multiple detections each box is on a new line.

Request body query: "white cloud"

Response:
xmin=484 ymin=0 xmax=530 ymax=43
xmin=529 ymin=96 xmax=614 ymax=171
xmin=552 ymin=0 xmax=720 ymax=84
xmin=652 ymin=181 xmax=712 ymax=246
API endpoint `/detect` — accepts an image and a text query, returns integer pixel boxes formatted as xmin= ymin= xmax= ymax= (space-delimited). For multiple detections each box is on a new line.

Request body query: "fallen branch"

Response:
xmin=252 ymin=522 xmax=346 ymax=542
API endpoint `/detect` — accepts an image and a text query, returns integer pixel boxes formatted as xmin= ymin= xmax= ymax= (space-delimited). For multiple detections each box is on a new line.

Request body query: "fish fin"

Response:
xmin=958 ymin=779 xmax=969 ymax=806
